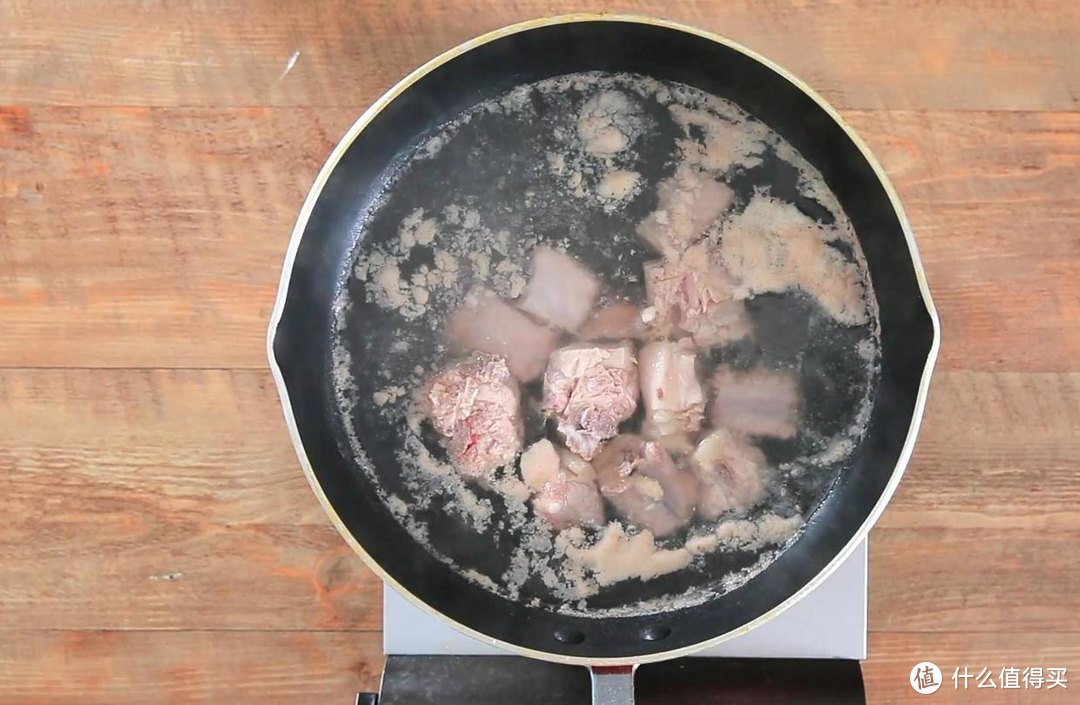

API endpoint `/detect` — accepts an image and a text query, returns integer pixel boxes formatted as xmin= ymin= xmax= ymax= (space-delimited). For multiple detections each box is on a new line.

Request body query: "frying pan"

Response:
xmin=268 ymin=13 xmax=939 ymax=700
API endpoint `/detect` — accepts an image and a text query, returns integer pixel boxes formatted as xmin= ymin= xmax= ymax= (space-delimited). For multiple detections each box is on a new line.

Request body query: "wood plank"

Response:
xmin=0 ymin=0 xmax=1077 ymax=110
xmin=865 ymin=631 xmax=1080 ymax=704
xmin=846 ymin=110 xmax=1080 ymax=261
xmin=880 ymin=371 xmax=1080 ymax=531
xmin=0 ymin=516 xmax=383 ymax=632
xmin=0 ymin=630 xmax=383 ymax=705
xmin=2 ymin=368 xmax=1077 ymax=631
xmin=0 ymin=369 xmax=382 ymax=631
xmin=870 ymin=529 xmax=1080 ymax=634
xmin=2 ymin=108 xmax=1076 ymax=371
xmin=0 ymin=106 xmax=355 ymax=369
xmin=0 ymin=369 xmax=326 ymax=525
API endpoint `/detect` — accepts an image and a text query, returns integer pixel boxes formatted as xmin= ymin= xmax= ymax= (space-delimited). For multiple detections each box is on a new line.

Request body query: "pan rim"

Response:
xmin=266 ymin=11 xmax=941 ymax=666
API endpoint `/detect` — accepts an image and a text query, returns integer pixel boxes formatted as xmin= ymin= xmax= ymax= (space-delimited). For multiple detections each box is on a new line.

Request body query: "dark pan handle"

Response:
xmin=590 ymin=665 xmax=637 ymax=705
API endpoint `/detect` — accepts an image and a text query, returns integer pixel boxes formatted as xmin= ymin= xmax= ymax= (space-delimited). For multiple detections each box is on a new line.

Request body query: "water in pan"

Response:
xmin=330 ymin=72 xmax=880 ymax=616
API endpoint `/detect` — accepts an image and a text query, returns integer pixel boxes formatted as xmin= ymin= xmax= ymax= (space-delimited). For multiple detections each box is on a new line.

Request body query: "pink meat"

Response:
xmin=447 ymin=289 xmax=559 ymax=381
xmin=637 ymin=169 xmax=734 ymax=257
xmin=692 ymin=429 xmax=766 ymax=520
xmin=712 ymin=367 xmax=801 ymax=439
xmin=425 ymin=353 xmax=523 ymax=477
xmin=639 ymin=339 xmax=705 ymax=442
xmin=580 ymin=301 xmax=649 ymax=340
xmin=521 ymin=440 xmax=605 ymax=530
xmin=519 ymin=438 xmax=562 ymax=491
xmin=518 ymin=247 xmax=601 ymax=331
xmin=533 ymin=474 xmax=606 ymax=531
xmin=593 ymin=434 xmax=699 ymax=538
xmin=644 ymin=242 xmax=750 ymax=346
xmin=542 ymin=343 xmax=639 ymax=460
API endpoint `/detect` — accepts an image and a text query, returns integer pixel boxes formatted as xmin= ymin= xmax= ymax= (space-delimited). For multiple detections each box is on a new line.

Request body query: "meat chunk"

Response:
xmin=519 ymin=438 xmax=561 ymax=491
xmin=593 ymin=435 xmax=699 ymax=538
xmin=644 ymin=242 xmax=750 ymax=346
xmin=521 ymin=440 xmax=605 ymax=530
xmin=712 ymin=367 xmax=800 ymax=439
xmin=639 ymin=339 xmax=705 ymax=444
xmin=692 ymin=429 xmax=766 ymax=520
xmin=518 ymin=247 xmax=601 ymax=331
xmin=637 ymin=168 xmax=734 ymax=257
xmin=533 ymin=473 xmax=606 ymax=531
xmin=447 ymin=289 xmax=559 ymax=381
xmin=425 ymin=353 xmax=523 ymax=477
xmin=542 ymin=343 xmax=639 ymax=460
xmin=580 ymin=301 xmax=650 ymax=340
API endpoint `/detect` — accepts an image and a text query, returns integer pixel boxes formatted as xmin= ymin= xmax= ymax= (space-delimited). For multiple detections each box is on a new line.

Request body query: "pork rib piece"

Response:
xmin=447 ymin=289 xmax=559 ymax=381
xmin=639 ymin=338 xmax=705 ymax=444
xmin=691 ymin=429 xmax=766 ymax=520
xmin=593 ymin=434 xmax=699 ymax=538
xmin=711 ymin=366 xmax=800 ymax=439
xmin=520 ymin=439 xmax=605 ymax=530
xmin=637 ymin=168 xmax=734 ymax=258
xmin=542 ymin=342 xmax=639 ymax=460
xmin=424 ymin=353 xmax=523 ymax=478
xmin=644 ymin=242 xmax=749 ymax=346
xmin=518 ymin=247 xmax=601 ymax=332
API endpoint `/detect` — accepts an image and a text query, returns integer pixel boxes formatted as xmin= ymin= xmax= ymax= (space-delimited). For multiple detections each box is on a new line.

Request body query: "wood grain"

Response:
xmin=882 ymin=371 xmax=1080 ymax=531
xmin=0 ymin=369 xmax=381 ymax=631
xmin=0 ymin=106 xmax=353 ymax=369
xmin=869 ymin=529 xmax=1080 ymax=634
xmin=0 ymin=0 xmax=1077 ymax=110
xmin=0 ymin=630 xmax=384 ymax=705
xmin=1 ymin=1 xmax=1078 ymax=703
xmin=2 ymin=109 xmax=1076 ymax=371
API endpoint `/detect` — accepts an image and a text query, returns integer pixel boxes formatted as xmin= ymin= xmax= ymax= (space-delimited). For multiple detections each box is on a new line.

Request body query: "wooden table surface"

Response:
xmin=1 ymin=1 xmax=1077 ymax=703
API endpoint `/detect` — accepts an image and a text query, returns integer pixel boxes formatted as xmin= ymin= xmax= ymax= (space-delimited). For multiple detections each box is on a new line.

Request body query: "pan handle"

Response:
xmin=590 ymin=665 xmax=637 ymax=705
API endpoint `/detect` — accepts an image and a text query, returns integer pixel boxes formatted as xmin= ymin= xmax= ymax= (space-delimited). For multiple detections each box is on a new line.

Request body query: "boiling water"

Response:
xmin=330 ymin=72 xmax=879 ymax=616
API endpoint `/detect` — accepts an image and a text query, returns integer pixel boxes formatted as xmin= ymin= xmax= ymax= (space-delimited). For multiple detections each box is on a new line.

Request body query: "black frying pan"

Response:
xmin=268 ymin=13 xmax=938 ymax=680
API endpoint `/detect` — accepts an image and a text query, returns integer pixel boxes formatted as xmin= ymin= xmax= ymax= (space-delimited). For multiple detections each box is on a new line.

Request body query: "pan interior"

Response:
xmin=330 ymin=70 xmax=878 ymax=616
xmin=274 ymin=19 xmax=934 ymax=660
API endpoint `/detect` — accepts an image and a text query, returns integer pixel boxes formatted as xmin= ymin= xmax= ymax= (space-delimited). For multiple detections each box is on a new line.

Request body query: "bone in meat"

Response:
xmin=533 ymin=473 xmax=606 ymax=531
xmin=425 ymin=353 xmax=523 ymax=477
xmin=593 ymin=434 xmax=699 ymax=538
xmin=692 ymin=429 xmax=766 ymax=520
xmin=520 ymin=440 xmax=605 ymax=530
xmin=712 ymin=366 xmax=800 ymax=439
xmin=639 ymin=338 xmax=705 ymax=442
xmin=447 ymin=289 xmax=559 ymax=381
xmin=644 ymin=242 xmax=750 ymax=346
xmin=517 ymin=247 xmax=601 ymax=331
xmin=542 ymin=342 xmax=639 ymax=460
